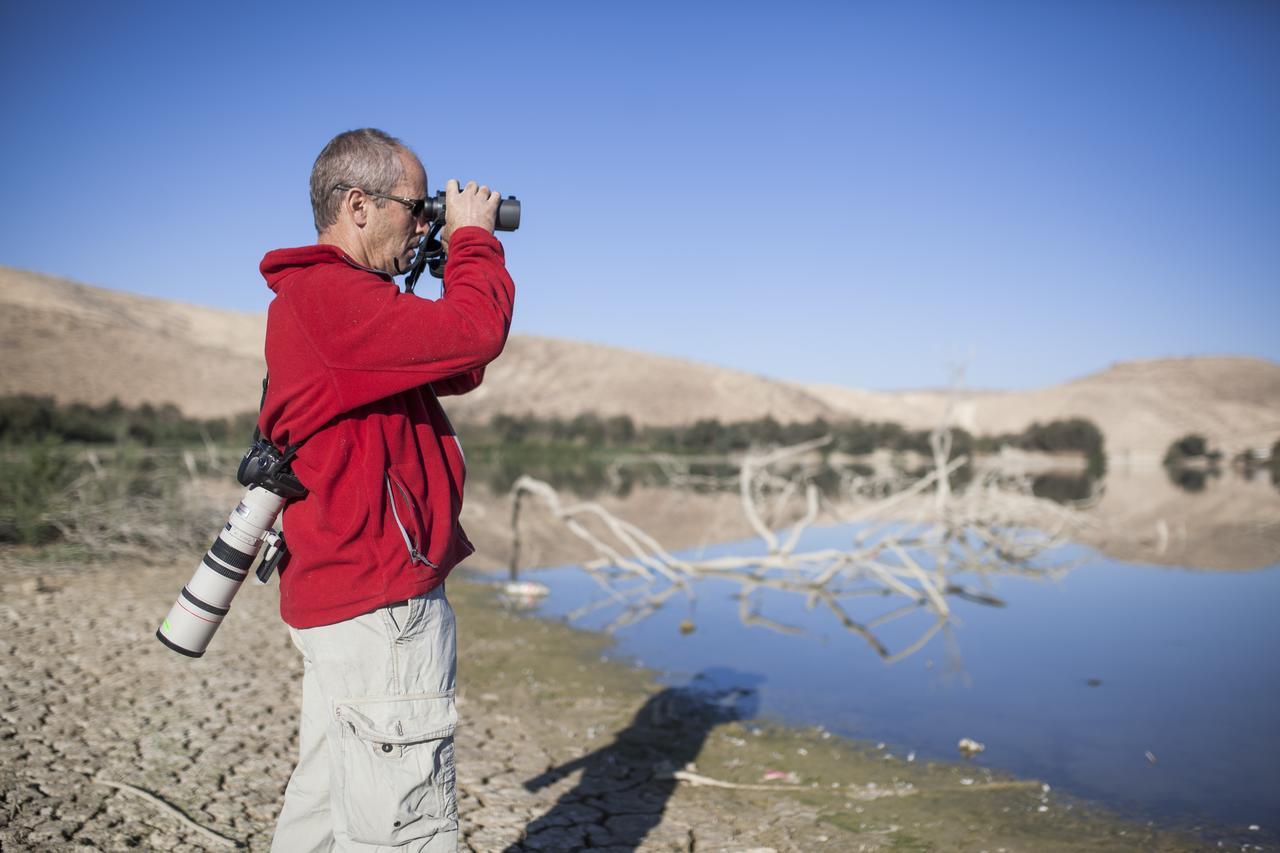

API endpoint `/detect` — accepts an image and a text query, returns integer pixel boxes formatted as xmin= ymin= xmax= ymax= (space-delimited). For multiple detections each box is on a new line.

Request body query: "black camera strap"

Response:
xmin=404 ymin=220 xmax=446 ymax=294
xmin=252 ymin=375 xmax=267 ymax=443
xmin=253 ymin=374 xmax=303 ymax=463
xmin=239 ymin=376 xmax=306 ymax=499
xmin=236 ymin=374 xmax=307 ymax=583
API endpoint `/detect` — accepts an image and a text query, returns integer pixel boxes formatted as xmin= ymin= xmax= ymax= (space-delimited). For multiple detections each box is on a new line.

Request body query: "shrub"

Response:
xmin=0 ymin=395 xmax=258 ymax=447
xmin=1163 ymin=433 xmax=1223 ymax=471
xmin=0 ymin=442 xmax=221 ymax=551
xmin=0 ymin=438 xmax=78 ymax=544
xmin=472 ymin=412 xmax=1107 ymax=476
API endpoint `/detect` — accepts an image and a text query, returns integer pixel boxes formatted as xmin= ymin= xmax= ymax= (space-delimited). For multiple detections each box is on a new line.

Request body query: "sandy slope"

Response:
xmin=0 ymin=266 xmax=266 ymax=417
xmin=3 ymin=265 xmax=1278 ymax=458
xmin=806 ymin=357 xmax=1280 ymax=462
xmin=445 ymin=334 xmax=840 ymax=425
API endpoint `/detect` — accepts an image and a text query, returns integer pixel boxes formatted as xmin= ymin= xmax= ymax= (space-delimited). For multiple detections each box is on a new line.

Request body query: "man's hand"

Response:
xmin=441 ymin=179 xmax=500 ymax=249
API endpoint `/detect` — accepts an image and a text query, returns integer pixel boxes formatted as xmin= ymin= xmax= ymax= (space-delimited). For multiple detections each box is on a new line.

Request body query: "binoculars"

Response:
xmin=423 ymin=188 xmax=520 ymax=232
xmin=406 ymin=184 xmax=520 ymax=288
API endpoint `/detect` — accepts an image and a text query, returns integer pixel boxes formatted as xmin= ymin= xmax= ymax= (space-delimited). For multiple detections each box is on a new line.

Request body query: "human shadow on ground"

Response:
xmin=507 ymin=668 xmax=762 ymax=852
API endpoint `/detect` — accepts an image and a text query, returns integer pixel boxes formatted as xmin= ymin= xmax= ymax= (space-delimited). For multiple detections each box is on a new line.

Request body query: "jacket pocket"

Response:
xmin=386 ymin=466 xmax=437 ymax=569
xmin=335 ymin=693 xmax=458 ymax=845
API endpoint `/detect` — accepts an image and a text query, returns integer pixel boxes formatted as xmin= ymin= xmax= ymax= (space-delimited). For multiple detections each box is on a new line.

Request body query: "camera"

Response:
xmin=156 ymin=440 xmax=307 ymax=658
xmin=236 ymin=438 xmax=306 ymax=499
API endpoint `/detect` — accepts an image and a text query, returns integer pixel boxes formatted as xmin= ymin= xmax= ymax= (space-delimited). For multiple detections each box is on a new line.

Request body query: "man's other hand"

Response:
xmin=442 ymin=179 xmax=500 ymax=248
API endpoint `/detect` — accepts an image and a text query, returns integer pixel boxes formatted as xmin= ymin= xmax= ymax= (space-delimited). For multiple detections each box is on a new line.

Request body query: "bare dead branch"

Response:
xmin=507 ymin=387 xmax=1087 ymax=664
xmin=93 ymin=775 xmax=242 ymax=848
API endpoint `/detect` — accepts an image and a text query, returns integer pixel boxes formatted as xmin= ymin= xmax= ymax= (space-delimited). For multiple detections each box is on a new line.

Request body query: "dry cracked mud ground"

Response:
xmin=1 ymin=553 xmax=1206 ymax=852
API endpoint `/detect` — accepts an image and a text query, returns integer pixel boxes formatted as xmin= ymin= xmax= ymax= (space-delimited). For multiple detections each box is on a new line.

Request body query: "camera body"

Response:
xmin=237 ymin=438 xmax=306 ymax=498
xmin=155 ymin=485 xmax=287 ymax=657
xmin=157 ymin=439 xmax=307 ymax=658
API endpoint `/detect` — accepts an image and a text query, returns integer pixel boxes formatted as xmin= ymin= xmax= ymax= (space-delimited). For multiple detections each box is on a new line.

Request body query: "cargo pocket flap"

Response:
xmin=334 ymin=693 xmax=459 ymax=845
xmin=336 ymin=694 xmax=457 ymax=744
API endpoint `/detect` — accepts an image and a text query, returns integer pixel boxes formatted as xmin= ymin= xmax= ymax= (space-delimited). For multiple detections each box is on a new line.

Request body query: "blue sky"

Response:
xmin=1 ymin=1 xmax=1276 ymax=390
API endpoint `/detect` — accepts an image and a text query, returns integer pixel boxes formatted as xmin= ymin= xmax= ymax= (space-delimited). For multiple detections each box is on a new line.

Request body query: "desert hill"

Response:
xmin=0 ymin=266 xmax=267 ymax=417
xmin=808 ymin=357 xmax=1280 ymax=464
xmin=3 ymin=265 xmax=1279 ymax=460
xmin=448 ymin=335 xmax=838 ymax=425
xmin=0 ymin=266 xmax=843 ymax=424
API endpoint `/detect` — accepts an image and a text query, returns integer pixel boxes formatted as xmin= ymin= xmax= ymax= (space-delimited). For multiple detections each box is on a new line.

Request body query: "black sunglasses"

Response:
xmin=332 ymin=184 xmax=427 ymax=219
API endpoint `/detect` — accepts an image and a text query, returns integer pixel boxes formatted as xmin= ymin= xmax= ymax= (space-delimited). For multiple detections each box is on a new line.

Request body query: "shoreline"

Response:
xmin=0 ymin=552 xmax=1219 ymax=851
xmin=457 ymin=567 xmax=1231 ymax=852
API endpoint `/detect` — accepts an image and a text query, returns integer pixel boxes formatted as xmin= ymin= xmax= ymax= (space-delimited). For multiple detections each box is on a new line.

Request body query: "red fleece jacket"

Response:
xmin=257 ymin=227 xmax=514 ymax=628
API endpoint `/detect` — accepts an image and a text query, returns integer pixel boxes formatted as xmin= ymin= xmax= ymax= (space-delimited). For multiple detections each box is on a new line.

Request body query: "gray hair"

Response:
xmin=309 ymin=128 xmax=409 ymax=232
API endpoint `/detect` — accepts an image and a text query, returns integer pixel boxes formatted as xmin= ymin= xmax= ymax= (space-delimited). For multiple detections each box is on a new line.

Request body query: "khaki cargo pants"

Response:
xmin=272 ymin=585 xmax=458 ymax=852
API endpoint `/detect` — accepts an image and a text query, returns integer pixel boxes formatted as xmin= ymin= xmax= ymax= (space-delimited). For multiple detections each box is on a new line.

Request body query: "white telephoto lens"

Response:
xmin=156 ymin=487 xmax=286 ymax=657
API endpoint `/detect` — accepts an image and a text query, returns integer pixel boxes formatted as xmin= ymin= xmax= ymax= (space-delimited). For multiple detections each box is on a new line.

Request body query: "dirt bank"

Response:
xmin=0 ymin=552 xmax=1206 ymax=851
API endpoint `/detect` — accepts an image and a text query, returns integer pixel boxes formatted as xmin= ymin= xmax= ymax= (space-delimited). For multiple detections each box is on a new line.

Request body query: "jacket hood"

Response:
xmin=260 ymin=244 xmax=354 ymax=292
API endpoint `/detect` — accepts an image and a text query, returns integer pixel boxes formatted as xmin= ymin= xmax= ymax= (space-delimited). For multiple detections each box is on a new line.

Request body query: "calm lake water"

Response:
xmin=524 ymin=524 xmax=1280 ymax=842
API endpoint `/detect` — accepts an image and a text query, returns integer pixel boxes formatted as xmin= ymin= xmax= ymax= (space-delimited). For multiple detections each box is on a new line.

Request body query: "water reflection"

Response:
xmin=456 ymin=454 xmax=1280 ymax=843
xmin=552 ymin=525 xmax=1077 ymax=669
xmin=462 ymin=461 xmax=1280 ymax=575
xmin=1164 ymin=458 xmax=1280 ymax=493
xmin=1162 ymin=439 xmax=1280 ymax=494
xmin=1030 ymin=471 xmax=1096 ymax=502
xmin=525 ymin=555 xmax=1280 ymax=843
xmin=475 ymin=450 xmax=1109 ymax=505
xmin=1164 ymin=465 xmax=1218 ymax=492
xmin=505 ymin=439 xmax=1091 ymax=667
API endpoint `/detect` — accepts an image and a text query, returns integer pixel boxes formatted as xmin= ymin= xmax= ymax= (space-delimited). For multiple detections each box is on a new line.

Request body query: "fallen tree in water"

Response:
xmin=508 ymin=413 xmax=1091 ymax=663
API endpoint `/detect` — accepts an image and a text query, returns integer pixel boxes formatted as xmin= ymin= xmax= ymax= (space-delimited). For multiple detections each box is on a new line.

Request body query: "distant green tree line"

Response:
xmin=1162 ymin=433 xmax=1228 ymax=468
xmin=0 ymin=395 xmax=258 ymax=446
xmin=469 ymin=412 xmax=1105 ymax=470
xmin=974 ymin=418 xmax=1107 ymax=477
xmin=474 ymin=413 xmax=961 ymax=456
xmin=1161 ymin=433 xmax=1280 ymax=493
xmin=1 ymin=397 xmax=1110 ymax=474
xmin=1161 ymin=433 xmax=1220 ymax=492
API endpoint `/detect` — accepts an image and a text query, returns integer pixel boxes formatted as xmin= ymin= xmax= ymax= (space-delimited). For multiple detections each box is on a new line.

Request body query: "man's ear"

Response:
xmin=343 ymin=188 xmax=369 ymax=228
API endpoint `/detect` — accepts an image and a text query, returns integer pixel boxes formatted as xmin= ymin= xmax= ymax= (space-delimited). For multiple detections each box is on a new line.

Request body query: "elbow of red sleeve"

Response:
xmin=473 ymin=320 xmax=510 ymax=367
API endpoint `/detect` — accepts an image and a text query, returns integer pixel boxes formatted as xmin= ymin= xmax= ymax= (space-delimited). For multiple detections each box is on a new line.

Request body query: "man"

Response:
xmin=256 ymin=128 xmax=514 ymax=852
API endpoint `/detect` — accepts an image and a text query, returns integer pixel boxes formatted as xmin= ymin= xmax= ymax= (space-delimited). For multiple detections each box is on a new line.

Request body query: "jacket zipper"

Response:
xmin=385 ymin=474 xmax=438 ymax=569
